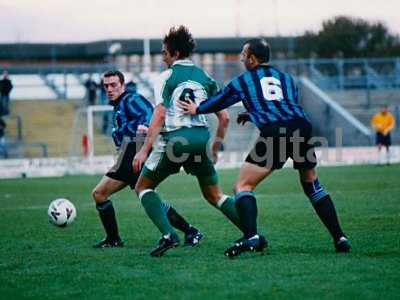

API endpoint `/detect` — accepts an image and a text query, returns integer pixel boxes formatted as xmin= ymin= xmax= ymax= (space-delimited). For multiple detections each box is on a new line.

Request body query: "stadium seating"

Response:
xmin=11 ymin=75 xmax=56 ymax=100
xmin=327 ymin=89 xmax=400 ymax=144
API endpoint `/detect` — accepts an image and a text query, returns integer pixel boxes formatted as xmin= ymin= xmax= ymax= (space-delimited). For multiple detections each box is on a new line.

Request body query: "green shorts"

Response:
xmin=142 ymin=127 xmax=218 ymax=186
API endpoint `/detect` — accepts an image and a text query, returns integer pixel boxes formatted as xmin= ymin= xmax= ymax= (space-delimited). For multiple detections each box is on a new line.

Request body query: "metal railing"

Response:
xmin=4 ymin=57 xmax=400 ymax=97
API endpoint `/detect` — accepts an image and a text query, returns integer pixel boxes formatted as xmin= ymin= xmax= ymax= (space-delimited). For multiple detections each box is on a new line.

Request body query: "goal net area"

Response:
xmin=68 ymin=104 xmax=258 ymax=168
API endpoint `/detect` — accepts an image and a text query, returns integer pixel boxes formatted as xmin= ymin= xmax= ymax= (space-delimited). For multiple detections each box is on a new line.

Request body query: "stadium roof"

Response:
xmin=0 ymin=37 xmax=295 ymax=61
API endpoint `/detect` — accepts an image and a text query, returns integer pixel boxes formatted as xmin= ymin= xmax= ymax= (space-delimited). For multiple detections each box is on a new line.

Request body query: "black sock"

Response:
xmin=235 ymin=192 xmax=258 ymax=238
xmin=167 ymin=207 xmax=192 ymax=234
xmin=312 ymin=195 xmax=345 ymax=241
xmin=96 ymin=200 xmax=120 ymax=241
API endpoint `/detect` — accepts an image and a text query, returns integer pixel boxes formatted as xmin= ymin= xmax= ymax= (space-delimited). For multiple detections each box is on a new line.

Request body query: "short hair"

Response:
xmin=245 ymin=38 xmax=270 ymax=64
xmin=163 ymin=25 xmax=196 ymax=59
xmin=103 ymin=70 xmax=125 ymax=85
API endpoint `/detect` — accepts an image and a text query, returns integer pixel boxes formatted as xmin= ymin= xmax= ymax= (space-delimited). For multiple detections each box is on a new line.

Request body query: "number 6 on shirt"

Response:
xmin=260 ymin=77 xmax=283 ymax=101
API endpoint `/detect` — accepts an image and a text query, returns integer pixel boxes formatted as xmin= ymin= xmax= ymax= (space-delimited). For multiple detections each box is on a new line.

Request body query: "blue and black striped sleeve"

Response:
xmin=125 ymin=95 xmax=153 ymax=126
xmin=134 ymin=95 xmax=154 ymax=127
xmin=117 ymin=96 xmax=130 ymax=135
xmin=196 ymin=82 xmax=242 ymax=114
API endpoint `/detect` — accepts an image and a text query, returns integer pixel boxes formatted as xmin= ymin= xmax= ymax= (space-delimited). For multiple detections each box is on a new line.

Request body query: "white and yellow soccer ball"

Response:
xmin=48 ymin=198 xmax=77 ymax=227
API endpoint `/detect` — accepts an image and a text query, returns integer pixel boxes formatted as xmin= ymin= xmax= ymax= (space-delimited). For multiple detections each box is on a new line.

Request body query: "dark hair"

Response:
xmin=245 ymin=38 xmax=270 ymax=64
xmin=103 ymin=70 xmax=125 ymax=84
xmin=163 ymin=25 xmax=196 ymax=59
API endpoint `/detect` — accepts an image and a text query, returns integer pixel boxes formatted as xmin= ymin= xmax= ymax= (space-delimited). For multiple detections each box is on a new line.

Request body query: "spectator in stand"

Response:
xmin=84 ymin=75 xmax=98 ymax=106
xmin=371 ymin=104 xmax=395 ymax=165
xmin=0 ymin=71 xmax=13 ymax=116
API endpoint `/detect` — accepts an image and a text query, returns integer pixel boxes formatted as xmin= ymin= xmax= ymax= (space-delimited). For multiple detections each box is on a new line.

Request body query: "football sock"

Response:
xmin=167 ymin=206 xmax=192 ymax=234
xmin=216 ymin=195 xmax=243 ymax=232
xmin=313 ymin=195 xmax=345 ymax=241
xmin=235 ymin=191 xmax=258 ymax=238
xmin=301 ymin=179 xmax=345 ymax=241
xmin=96 ymin=199 xmax=120 ymax=241
xmin=139 ymin=189 xmax=177 ymax=236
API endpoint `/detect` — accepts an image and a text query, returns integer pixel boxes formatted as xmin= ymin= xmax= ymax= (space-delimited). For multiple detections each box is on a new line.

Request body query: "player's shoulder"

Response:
xmin=267 ymin=64 xmax=293 ymax=79
xmin=158 ymin=68 xmax=174 ymax=83
xmin=172 ymin=60 xmax=205 ymax=74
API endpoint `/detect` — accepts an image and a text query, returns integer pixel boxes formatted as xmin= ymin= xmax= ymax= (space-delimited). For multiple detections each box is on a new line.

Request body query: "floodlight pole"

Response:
xmin=143 ymin=38 xmax=151 ymax=73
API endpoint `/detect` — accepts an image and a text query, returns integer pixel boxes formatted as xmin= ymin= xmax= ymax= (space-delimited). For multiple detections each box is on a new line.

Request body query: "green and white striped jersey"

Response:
xmin=154 ymin=59 xmax=219 ymax=132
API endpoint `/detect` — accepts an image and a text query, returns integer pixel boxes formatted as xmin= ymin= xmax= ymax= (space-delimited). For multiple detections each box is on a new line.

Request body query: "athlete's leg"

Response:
xmin=233 ymin=162 xmax=273 ymax=238
xmin=92 ymin=175 xmax=127 ymax=204
xmin=92 ymin=176 xmax=127 ymax=247
xmin=298 ymin=168 xmax=350 ymax=252
xmin=135 ymin=174 xmax=181 ymax=256
xmin=135 ymin=174 xmax=177 ymax=237
xmin=199 ymin=183 xmax=242 ymax=231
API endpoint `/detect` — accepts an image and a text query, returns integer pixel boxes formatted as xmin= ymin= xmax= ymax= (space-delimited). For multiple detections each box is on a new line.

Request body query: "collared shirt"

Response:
xmin=371 ymin=111 xmax=395 ymax=134
xmin=153 ymin=59 xmax=219 ymax=132
xmin=196 ymin=65 xmax=309 ymax=129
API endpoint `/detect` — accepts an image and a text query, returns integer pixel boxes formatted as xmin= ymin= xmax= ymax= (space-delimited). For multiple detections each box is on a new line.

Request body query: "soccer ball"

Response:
xmin=48 ymin=198 xmax=76 ymax=227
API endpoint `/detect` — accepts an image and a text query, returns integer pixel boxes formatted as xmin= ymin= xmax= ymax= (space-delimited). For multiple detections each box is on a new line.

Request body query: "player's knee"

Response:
xmin=201 ymin=190 xmax=221 ymax=205
xmin=204 ymin=193 xmax=220 ymax=206
xmin=134 ymin=177 xmax=149 ymax=195
xmin=134 ymin=182 xmax=144 ymax=195
xmin=233 ymin=181 xmax=253 ymax=194
xmin=92 ymin=187 xmax=107 ymax=204
xmin=299 ymin=168 xmax=317 ymax=182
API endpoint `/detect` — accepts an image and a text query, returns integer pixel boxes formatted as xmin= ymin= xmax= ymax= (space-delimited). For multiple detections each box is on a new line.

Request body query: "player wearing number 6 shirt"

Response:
xmin=178 ymin=38 xmax=351 ymax=257
xmin=133 ymin=26 xmax=244 ymax=257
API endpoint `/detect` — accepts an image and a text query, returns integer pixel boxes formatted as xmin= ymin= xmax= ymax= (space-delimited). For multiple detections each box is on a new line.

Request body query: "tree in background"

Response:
xmin=296 ymin=16 xmax=400 ymax=58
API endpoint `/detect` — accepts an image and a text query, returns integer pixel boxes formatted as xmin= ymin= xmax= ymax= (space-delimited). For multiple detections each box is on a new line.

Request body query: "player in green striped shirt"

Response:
xmin=133 ymin=26 xmax=242 ymax=256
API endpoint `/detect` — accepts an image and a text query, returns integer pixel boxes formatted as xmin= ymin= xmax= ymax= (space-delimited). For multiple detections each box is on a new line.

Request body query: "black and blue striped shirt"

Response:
xmin=196 ymin=65 xmax=308 ymax=129
xmin=112 ymin=91 xmax=153 ymax=147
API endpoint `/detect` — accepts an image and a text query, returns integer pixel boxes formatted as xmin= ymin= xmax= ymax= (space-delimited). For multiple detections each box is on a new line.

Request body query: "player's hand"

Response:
xmin=136 ymin=125 xmax=148 ymax=135
xmin=132 ymin=149 xmax=148 ymax=172
xmin=177 ymin=100 xmax=197 ymax=115
xmin=237 ymin=111 xmax=250 ymax=125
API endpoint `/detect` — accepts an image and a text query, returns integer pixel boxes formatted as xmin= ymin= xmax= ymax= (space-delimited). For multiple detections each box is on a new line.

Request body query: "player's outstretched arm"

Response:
xmin=212 ymin=110 xmax=230 ymax=163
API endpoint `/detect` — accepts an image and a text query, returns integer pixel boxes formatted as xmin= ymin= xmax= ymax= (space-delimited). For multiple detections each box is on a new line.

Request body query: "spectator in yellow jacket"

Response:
xmin=371 ymin=105 xmax=395 ymax=165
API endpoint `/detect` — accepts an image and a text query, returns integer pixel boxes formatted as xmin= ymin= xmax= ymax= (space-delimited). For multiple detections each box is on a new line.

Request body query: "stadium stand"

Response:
xmin=11 ymin=75 xmax=56 ymax=100
xmin=1 ymin=38 xmax=399 ymax=162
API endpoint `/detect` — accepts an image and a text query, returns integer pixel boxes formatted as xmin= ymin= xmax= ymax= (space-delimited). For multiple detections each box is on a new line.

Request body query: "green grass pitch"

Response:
xmin=1 ymin=164 xmax=399 ymax=299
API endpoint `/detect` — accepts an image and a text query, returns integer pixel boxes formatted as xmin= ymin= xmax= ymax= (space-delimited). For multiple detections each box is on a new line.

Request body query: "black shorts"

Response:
xmin=375 ymin=132 xmax=391 ymax=146
xmin=106 ymin=137 xmax=145 ymax=189
xmin=245 ymin=118 xmax=317 ymax=170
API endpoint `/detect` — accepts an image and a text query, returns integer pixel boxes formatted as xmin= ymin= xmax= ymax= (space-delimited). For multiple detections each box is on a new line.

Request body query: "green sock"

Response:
xmin=218 ymin=196 xmax=243 ymax=233
xmin=140 ymin=191 xmax=177 ymax=237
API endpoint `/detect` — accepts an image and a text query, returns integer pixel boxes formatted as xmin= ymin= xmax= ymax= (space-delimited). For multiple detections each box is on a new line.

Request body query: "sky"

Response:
xmin=0 ymin=0 xmax=399 ymax=43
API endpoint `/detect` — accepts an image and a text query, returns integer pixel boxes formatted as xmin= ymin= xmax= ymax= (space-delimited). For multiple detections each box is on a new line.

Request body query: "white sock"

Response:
xmin=386 ymin=149 xmax=391 ymax=164
xmin=379 ymin=149 xmax=384 ymax=165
